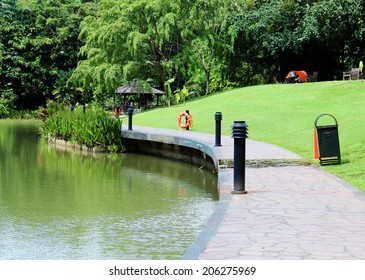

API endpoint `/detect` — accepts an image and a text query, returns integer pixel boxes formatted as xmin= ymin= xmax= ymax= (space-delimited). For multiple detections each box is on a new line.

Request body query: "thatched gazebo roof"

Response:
xmin=114 ymin=80 xmax=165 ymax=110
xmin=115 ymin=80 xmax=165 ymax=95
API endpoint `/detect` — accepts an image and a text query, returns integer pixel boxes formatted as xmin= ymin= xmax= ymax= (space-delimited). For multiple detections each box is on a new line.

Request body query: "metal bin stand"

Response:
xmin=314 ymin=114 xmax=341 ymax=165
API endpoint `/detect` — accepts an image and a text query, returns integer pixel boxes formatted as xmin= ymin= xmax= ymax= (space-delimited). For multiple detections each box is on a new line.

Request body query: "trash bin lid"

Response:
xmin=315 ymin=113 xmax=338 ymax=128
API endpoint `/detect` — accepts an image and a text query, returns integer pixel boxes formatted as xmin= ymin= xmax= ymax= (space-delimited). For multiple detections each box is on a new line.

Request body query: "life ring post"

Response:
xmin=185 ymin=110 xmax=190 ymax=130
xmin=177 ymin=110 xmax=192 ymax=130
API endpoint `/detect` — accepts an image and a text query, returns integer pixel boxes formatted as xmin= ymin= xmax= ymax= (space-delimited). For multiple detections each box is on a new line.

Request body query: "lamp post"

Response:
xmin=231 ymin=121 xmax=248 ymax=194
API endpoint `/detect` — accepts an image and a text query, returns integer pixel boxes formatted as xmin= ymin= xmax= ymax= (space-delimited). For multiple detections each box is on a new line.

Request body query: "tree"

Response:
xmin=0 ymin=0 xmax=23 ymax=112
xmin=231 ymin=0 xmax=365 ymax=82
xmin=297 ymin=0 xmax=365 ymax=79
xmin=182 ymin=0 xmax=235 ymax=94
xmin=174 ymin=85 xmax=189 ymax=104
xmin=2 ymin=0 xmax=364 ymax=113
xmin=164 ymin=77 xmax=175 ymax=107
xmin=70 ymin=0 xmax=183 ymax=101
xmin=0 ymin=0 xmax=94 ymax=110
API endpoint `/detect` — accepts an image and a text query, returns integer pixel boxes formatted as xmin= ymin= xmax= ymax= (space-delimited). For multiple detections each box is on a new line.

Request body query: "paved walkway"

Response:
xmin=121 ymin=126 xmax=365 ymax=260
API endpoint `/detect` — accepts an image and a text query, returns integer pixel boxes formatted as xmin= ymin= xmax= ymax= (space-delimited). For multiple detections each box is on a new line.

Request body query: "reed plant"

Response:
xmin=39 ymin=108 xmax=124 ymax=152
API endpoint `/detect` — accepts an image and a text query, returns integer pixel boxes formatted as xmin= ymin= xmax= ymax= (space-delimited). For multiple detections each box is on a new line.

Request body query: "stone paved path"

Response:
xmin=121 ymin=126 xmax=365 ymax=260
xmin=197 ymin=166 xmax=365 ymax=259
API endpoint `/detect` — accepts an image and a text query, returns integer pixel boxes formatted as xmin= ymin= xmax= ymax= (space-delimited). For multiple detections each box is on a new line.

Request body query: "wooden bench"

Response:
xmin=307 ymin=71 xmax=318 ymax=82
xmin=343 ymin=68 xmax=360 ymax=80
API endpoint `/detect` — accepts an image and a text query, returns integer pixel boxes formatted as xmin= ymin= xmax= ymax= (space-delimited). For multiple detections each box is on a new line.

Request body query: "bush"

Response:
xmin=39 ymin=108 xmax=124 ymax=152
xmin=0 ymin=91 xmax=15 ymax=119
xmin=9 ymin=110 xmax=39 ymax=119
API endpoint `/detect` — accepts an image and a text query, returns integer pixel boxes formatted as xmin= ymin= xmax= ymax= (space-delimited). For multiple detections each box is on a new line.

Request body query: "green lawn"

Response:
xmin=132 ymin=80 xmax=365 ymax=191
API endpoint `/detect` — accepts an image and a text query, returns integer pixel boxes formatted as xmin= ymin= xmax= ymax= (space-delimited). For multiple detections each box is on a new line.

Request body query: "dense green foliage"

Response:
xmin=1 ymin=0 xmax=365 ymax=116
xmin=39 ymin=108 xmax=124 ymax=152
xmin=0 ymin=0 xmax=97 ymax=113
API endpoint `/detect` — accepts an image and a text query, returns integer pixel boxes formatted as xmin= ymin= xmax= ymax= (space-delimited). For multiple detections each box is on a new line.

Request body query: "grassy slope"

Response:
xmin=132 ymin=80 xmax=365 ymax=191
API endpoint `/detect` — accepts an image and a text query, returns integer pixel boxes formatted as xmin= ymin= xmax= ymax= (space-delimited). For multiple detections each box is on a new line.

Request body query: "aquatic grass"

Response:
xmin=39 ymin=108 xmax=124 ymax=152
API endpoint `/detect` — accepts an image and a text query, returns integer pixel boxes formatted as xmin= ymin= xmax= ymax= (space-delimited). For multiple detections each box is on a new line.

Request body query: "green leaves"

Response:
xmin=0 ymin=0 xmax=91 ymax=110
xmin=2 ymin=0 xmax=365 ymax=112
xmin=174 ymin=85 xmax=189 ymax=104
xmin=164 ymin=77 xmax=174 ymax=98
xmin=39 ymin=107 xmax=124 ymax=152
xmin=164 ymin=77 xmax=174 ymax=106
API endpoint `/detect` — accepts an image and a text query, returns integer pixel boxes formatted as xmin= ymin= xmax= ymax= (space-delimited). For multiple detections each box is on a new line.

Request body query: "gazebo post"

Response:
xmin=123 ymin=94 xmax=127 ymax=112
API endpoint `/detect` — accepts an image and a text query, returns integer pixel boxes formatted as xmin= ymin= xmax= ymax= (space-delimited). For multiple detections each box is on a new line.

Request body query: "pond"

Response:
xmin=0 ymin=120 xmax=218 ymax=259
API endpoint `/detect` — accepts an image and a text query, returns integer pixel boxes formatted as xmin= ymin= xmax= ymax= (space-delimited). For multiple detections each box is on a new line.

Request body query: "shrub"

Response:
xmin=39 ymin=108 xmax=124 ymax=152
xmin=0 ymin=91 xmax=15 ymax=119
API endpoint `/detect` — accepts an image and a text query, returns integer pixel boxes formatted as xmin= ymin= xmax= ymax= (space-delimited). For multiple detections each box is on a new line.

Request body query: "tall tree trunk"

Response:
xmin=205 ymin=68 xmax=210 ymax=95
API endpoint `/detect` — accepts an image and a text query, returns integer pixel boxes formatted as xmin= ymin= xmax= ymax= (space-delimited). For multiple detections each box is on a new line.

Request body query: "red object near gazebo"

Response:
xmin=285 ymin=70 xmax=308 ymax=83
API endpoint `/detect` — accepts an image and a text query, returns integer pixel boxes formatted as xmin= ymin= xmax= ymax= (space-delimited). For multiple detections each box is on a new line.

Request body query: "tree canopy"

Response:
xmin=1 ymin=0 xmax=364 ymax=113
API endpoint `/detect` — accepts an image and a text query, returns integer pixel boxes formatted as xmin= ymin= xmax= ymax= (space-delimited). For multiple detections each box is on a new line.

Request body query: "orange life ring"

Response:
xmin=177 ymin=112 xmax=192 ymax=129
xmin=113 ymin=106 xmax=121 ymax=117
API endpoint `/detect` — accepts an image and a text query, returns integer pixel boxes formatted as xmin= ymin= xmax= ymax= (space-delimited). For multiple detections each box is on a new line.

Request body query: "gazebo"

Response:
xmin=114 ymin=80 xmax=165 ymax=112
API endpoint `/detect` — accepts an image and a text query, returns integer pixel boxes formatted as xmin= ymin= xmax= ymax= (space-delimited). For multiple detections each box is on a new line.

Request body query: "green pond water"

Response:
xmin=0 ymin=120 xmax=218 ymax=259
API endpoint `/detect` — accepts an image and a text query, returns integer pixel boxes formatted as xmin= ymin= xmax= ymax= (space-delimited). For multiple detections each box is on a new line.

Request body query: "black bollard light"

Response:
xmin=128 ymin=107 xmax=134 ymax=131
xmin=215 ymin=112 xmax=222 ymax=146
xmin=231 ymin=121 xmax=248 ymax=194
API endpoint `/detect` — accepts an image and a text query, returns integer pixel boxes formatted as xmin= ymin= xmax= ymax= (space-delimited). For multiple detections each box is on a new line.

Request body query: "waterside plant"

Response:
xmin=39 ymin=108 xmax=124 ymax=153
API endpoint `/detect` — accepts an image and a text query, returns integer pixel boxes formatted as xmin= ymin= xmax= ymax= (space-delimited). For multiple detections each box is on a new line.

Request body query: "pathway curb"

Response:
xmin=121 ymin=126 xmax=365 ymax=260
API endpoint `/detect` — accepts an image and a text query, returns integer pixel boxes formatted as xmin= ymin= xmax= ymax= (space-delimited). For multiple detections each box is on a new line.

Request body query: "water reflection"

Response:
xmin=0 ymin=120 xmax=218 ymax=259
